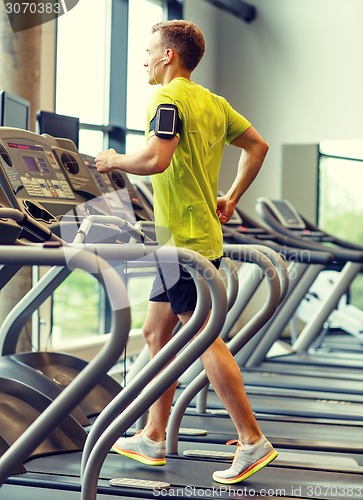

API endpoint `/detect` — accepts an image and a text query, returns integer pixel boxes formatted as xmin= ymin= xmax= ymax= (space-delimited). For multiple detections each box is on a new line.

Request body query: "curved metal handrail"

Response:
xmin=166 ymin=244 xmax=282 ymax=454
xmin=80 ymin=248 xmax=228 ymax=500
xmin=80 ymin=250 xmax=213 ymax=474
xmin=0 ymin=244 xmax=131 ymax=486
xmin=224 ymin=243 xmax=289 ymax=303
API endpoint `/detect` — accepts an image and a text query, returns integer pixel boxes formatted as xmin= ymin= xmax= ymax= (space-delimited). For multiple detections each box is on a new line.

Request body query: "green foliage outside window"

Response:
xmin=319 ymin=156 xmax=363 ymax=309
xmin=52 ymin=271 xmax=101 ymax=341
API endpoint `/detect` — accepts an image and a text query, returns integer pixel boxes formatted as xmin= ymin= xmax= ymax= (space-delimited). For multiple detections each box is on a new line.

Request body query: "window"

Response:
xmin=56 ymin=0 xmax=111 ymax=156
xmin=50 ymin=0 xmax=173 ymax=347
xmin=52 ymin=0 xmax=112 ymax=345
xmin=126 ymin=0 xmax=164 ymax=132
xmin=51 ymin=270 xmax=105 ymax=342
xmin=318 ymin=140 xmax=363 ymax=309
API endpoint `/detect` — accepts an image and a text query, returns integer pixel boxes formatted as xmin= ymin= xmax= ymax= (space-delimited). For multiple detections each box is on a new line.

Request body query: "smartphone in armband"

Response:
xmin=151 ymin=104 xmax=181 ymax=139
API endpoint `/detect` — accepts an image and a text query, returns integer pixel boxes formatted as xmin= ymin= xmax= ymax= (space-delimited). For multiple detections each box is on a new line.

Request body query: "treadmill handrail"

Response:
xmin=166 ymin=244 xmax=282 ymax=455
xmin=243 ymin=263 xmax=323 ymax=366
xmin=299 ymin=211 xmax=363 ymax=252
xmin=0 ymin=207 xmax=59 ymax=243
xmin=177 ymin=256 xmax=240 ymax=388
xmin=193 ymin=242 xmax=289 ymax=413
xmin=80 ymin=250 xmax=215 ymax=475
xmin=0 ymin=244 xmax=131 ymax=486
xmin=220 ymin=257 xmax=239 ymax=311
xmin=223 ymin=223 xmax=334 ymax=265
xmin=224 ymin=243 xmax=290 ymax=303
xmin=73 ymin=213 xmax=150 ymax=244
xmin=80 ymin=248 xmax=228 ymax=500
xmin=0 ymin=264 xmax=73 ymax=355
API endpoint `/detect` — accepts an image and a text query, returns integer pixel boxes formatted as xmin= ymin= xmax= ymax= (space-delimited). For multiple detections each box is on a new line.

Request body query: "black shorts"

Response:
xmin=150 ymin=257 xmax=222 ymax=315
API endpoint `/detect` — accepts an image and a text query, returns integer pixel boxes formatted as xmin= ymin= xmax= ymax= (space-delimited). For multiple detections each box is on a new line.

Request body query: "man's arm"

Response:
xmin=95 ymin=135 xmax=179 ymax=176
xmin=217 ymin=126 xmax=268 ymax=224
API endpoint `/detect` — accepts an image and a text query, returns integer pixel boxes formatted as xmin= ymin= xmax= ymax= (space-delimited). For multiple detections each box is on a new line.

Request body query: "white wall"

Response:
xmin=40 ymin=0 xmax=363 ymax=217
xmin=184 ymin=0 xmax=219 ymax=89
xmin=185 ymin=0 xmax=363 ymax=216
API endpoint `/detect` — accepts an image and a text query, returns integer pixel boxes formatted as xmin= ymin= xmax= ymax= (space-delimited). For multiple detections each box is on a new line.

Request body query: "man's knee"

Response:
xmin=142 ymin=324 xmax=172 ymax=350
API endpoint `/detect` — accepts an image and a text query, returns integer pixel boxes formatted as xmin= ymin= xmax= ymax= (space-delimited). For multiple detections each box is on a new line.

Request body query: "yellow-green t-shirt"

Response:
xmin=146 ymin=77 xmax=251 ymax=260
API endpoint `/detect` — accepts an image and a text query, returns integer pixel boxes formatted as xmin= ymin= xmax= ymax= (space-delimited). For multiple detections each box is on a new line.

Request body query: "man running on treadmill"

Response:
xmin=95 ymin=19 xmax=277 ymax=484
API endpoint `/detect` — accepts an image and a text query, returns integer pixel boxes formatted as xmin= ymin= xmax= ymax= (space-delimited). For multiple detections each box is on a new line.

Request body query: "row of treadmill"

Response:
xmin=0 ymin=126 xmax=362 ymax=499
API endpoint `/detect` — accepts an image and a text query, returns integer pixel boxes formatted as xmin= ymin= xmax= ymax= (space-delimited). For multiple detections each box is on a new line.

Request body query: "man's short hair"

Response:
xmin=152 ymin=20 xmax=206 ymax=71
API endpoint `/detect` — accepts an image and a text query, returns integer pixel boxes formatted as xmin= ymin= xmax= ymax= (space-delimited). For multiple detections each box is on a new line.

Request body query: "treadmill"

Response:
xmin=0 ymin=242 xmax=285 ymax=500
xmin=249 ymin=196 xmax=363 ymax=370
xmin=217 ymin=208 xmax=363 ymax=392
xmin=0 ymin=128 xmax=140 ymax=420
xmin=77 ymin=244 xmax=362 ymax=500
xmin=1 ymin=201 xmax=360 ymax=495
xmin=127 ymin=182 xmax=363 ymax=423
xmin=216 ymin=202 xmax=363 ymax=381
xmin=0 ymin=132 xmax=288 ymax=494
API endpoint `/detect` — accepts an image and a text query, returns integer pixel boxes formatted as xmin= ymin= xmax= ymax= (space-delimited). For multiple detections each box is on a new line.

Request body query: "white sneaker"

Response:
xmin=112 ymin=430 xmax=166 ymax=466
xmin=212 ymin=435 xmax=278 ymax=484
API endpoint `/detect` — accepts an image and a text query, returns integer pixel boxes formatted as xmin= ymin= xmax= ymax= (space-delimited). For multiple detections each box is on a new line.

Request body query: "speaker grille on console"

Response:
xmin=61 ymin=152 xmax=79 ymax=174
xmin=0 ymin=145 xmax=12 ymax=167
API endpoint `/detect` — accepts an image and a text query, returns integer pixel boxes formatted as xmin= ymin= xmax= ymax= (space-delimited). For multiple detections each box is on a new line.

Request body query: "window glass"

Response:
xmin=319 ymin=147 xmax=363 ymax=309
xmin=52 ymin=1 xmax=166 ymax=348
xmin=127 ymin=0 xmax=164 ymax=130
xmin=126 ymin=132 xmax=146 ymax=153
xmin=319 ymin=157 xmax=363 ymax=242
xmin=79 ymin=129 xmax=105 ymax=157
xmin=52 ymin=271 xmax=103 ymax=343
xmin=53 ymin=1 xmax=111 ymax=346
xmin=56 ymin=0 xmax=111 ymax=124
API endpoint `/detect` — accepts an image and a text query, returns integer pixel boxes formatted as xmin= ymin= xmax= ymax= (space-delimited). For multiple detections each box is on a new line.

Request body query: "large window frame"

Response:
xmin=108 ymin=0 xmax=182 ymax=154
xmin=47 ymin=0 xmax=183 ymax=350
xmin=318 ymin=140 xmax=363 ymax=310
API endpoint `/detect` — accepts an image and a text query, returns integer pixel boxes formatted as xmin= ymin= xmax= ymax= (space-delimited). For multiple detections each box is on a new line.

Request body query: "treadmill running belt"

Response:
xmin=19 ymin=451 xmax=363 ymax=499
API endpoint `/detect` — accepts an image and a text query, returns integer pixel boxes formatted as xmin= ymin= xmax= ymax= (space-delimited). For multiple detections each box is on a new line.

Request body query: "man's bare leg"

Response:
xmin=142 ymin=301 xmax=180 ymax=442
xmin=202 ymin=337 xmax=262 ymax=444
xmin=113 ymin=304 xmax=275 ymax=478
xmin=142 ymin=303 xmax=262 ymax=446
xmin=179 ymin=311 xmax=262 ymax=445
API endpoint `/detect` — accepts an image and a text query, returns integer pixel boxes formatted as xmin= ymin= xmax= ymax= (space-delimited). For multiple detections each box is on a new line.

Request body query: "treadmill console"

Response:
xmin=0 ymin=128 xmax=105 ymax=229
xmin=261 ymin=198 xmax=306 ymax=230
xmin=82 ymin=153 xmax=152 ymax=222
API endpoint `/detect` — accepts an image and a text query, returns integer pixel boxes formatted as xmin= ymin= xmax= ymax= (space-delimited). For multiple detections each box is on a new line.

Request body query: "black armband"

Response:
xmin=149 ymin=104 xmax=181 ymax=139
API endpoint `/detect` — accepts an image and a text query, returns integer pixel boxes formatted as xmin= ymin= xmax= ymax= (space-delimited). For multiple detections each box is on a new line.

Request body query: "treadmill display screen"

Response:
xmin=272 ymin=200 xmax=305 ymax=228
xmin=22 ymin=155 xmax=50 ymax=174
xmin=7 ymin=142 xmax=44 ymax=152
xmin=263 ymin=199 xmax=306 ymax=229
xmin=22 ymin=156 xmax=40 ymax=172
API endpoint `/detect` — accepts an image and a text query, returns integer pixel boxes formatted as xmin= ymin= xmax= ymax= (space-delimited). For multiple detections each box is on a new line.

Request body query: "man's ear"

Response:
xmin=164 ymin=49 xmax=174 ymax=63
